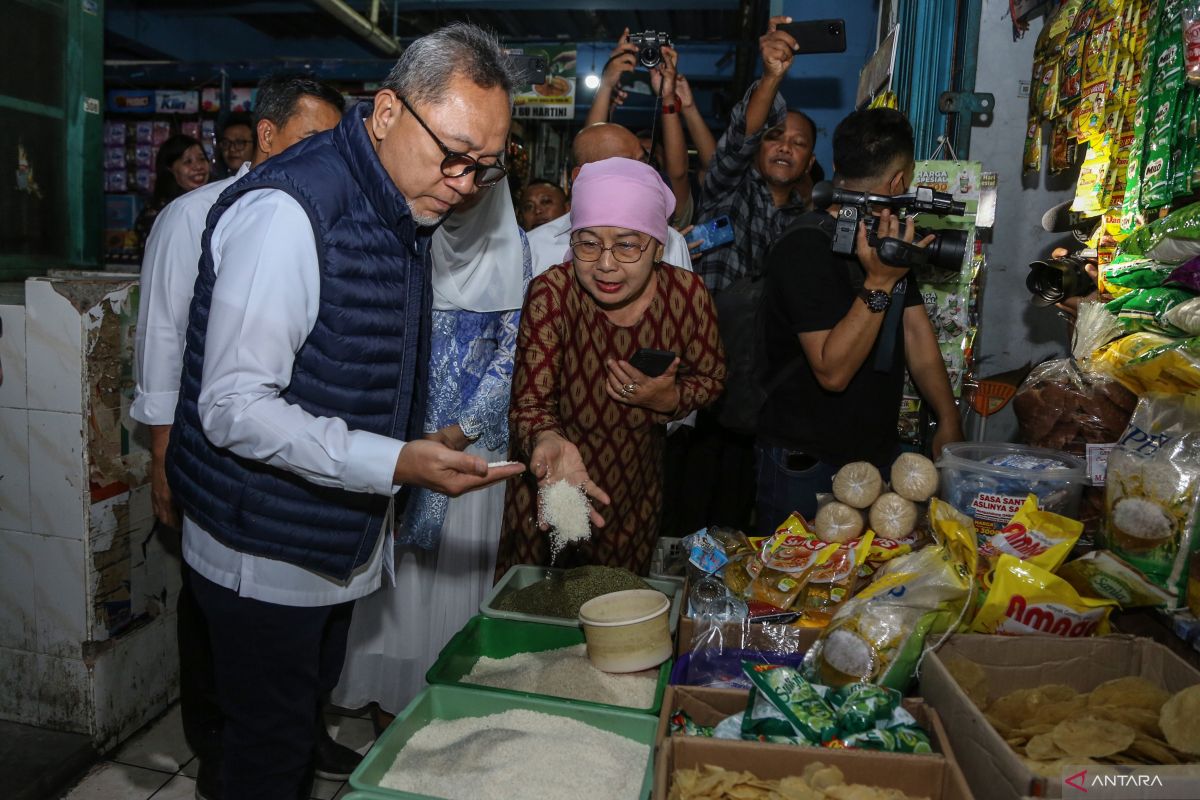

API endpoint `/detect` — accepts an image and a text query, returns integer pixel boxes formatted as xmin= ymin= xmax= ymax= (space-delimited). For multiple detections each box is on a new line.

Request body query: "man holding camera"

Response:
xmin=754 ymin=108 xmax=963 ymax=534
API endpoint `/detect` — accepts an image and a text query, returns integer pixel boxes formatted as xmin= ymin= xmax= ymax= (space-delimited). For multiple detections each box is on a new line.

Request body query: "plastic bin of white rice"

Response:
xmin=379 ymin=708 xmax=648 ymax=800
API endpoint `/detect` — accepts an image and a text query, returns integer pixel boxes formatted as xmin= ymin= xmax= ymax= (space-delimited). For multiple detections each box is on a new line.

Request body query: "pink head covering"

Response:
xmin=569 ymin=157 xmax=676 ymax=247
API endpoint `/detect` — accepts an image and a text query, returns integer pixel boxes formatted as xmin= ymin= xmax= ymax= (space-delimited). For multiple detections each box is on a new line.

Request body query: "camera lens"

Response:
xmin=915 ymin=227 xmax=968 ymax=271
xmin=1026 ymin=256 xmax=1095 ymax=307
xmin=639 ymin=46 xmax=661 ymax=68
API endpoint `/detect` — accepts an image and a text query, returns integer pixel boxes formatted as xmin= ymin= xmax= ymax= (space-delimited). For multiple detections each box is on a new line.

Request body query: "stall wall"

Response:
xmin=0 ymin=275 xmax=180 ymax=751
xmin=968 ymin=0 xmax=1080 ymax=441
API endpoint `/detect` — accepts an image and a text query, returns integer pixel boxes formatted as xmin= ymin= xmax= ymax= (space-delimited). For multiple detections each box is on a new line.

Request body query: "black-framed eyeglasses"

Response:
xmin=219 ymin=138 xmax=253 ymax=152
xmin=569 ymin=237 xmax=653 ymax=263
xmin=399 ymin=95 xmax=507 ymax=188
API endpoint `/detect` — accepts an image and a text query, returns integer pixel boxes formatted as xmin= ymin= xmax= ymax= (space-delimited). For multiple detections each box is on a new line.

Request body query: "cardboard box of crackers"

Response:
xmin=921 ymin=634 xmax=1200 ymax=800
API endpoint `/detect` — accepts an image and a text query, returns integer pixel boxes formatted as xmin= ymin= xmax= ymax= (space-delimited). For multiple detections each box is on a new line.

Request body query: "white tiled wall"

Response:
xmin=0 ymin=529 xmax=36 ymax=651
xmin=33 ymin=533 xmax=88 ymax=659
xmin=28 ymin=410 xmax=87 ymax=540
xmin=0 ymin=303 xmax=27 ymax=409
xmin=0 ymin=406 xmax=31 ymax=532
xmin=25 ymin=279 xmax=84 ymax=415
xmin=0 ymin=276 xmax=180 ymax=744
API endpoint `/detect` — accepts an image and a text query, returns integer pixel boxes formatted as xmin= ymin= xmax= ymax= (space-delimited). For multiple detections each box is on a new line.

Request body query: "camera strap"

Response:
xmin=872 ymin=278 xmax=907 ymax=373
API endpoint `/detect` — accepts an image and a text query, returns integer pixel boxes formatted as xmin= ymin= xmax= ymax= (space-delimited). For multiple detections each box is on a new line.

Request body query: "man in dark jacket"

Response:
xmin=166 ymin=23 xmax=523 ymax=798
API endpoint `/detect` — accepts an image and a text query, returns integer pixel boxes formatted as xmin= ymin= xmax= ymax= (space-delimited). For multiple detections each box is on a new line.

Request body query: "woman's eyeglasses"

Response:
xmin=569 ymin=238 xmax=653 ymax=263
xmin=399 ymin=95 xmax=507 ymax=188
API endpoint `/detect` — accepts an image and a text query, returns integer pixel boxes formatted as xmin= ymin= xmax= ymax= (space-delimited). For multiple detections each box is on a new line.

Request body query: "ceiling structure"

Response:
xmin=105 ymin=0 xmax=747 ymax=62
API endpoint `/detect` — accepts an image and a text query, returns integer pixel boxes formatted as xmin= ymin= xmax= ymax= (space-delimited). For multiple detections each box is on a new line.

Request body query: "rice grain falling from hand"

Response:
xmin=540 ymin=480 xmax=592 ymax=559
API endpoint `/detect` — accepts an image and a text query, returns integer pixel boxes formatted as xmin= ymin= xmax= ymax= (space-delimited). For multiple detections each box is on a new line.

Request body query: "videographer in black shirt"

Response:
xmin=754 ymin=108 xmax=963 ymax=534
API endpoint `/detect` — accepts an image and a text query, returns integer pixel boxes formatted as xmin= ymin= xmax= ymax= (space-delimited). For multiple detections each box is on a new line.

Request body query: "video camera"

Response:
xmin=811 ymin=181 xmax=969 ymax=271
xmin=628 ymin=30 xmax=672 ymax=69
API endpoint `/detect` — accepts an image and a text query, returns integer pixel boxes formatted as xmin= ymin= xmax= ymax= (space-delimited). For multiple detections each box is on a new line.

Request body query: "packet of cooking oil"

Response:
xmin=977 ymin=495 xmax=1084 ymax=591
xmin=797 ymin=534 xmax=873 ymax=627
xmin=747 ymin=518 xmax=839 ymax=610
xmin=972 ymin=554 xmax=1117 ymax=636
xmin=742 ymin=661 xmax=839 ymax=744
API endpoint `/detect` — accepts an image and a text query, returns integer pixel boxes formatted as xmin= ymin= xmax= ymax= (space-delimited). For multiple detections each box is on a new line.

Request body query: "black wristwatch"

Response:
xmin=859 ymin=287 xmax=892 ymax=313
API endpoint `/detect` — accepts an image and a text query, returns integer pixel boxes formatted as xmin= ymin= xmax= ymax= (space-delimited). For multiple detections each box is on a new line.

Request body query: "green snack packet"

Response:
xmin=830 ymin=683 xmax=901 ymax=735
xmin=1104 ymin=259 xmax=1177 ymax=289
xmin=1110 ymin=286 xmax=1196 ymax=336
xmin=742 ymin=661 xmax=839 ymax=744
xmin=837 ymin=725 xmax=933 ymax=753
xmin=668 ymin=709 xmax=714 ymax=738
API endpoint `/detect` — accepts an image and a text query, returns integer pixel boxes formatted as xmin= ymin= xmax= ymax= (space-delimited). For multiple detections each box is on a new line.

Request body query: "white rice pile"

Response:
xmin=379 ymin=708 xmax=648 ymax=800
xmin=462 ymin=644 xmax=658 ymax=708
xmin=540 ymin=479 xmax=592 ymax=558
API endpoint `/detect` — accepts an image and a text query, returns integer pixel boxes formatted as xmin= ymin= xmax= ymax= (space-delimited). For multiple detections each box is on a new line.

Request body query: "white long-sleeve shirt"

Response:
xmin=132 ymin=163 xmax=250 ymax=425
xmin=182 ymin=187 xmax=403 ymax=607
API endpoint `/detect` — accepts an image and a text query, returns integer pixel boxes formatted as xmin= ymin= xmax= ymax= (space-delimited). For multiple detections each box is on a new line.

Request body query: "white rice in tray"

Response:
xmin=461 ymin=644 xmax=658 ymax=708
xmin=380 ymin=708 xmax=648 ymax=800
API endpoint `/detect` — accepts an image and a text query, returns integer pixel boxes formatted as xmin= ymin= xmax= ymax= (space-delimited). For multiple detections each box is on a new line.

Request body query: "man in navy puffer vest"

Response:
xmin=167 ymin=23 xmax=524 ymax=798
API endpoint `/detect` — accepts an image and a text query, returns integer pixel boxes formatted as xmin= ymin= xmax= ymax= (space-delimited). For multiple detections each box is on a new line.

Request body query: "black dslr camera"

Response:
xmin=1026 ymin=254 xmax=1096 ymax=307
xmin=628 ymin=31 xmax=672 ymax=69
xmin=811 ymin=181 xmax=970 ymax=271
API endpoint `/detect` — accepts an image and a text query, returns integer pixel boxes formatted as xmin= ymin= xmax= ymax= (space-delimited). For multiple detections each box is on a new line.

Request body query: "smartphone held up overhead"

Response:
xmin=777 ymin=19 xmax=847 ymax=54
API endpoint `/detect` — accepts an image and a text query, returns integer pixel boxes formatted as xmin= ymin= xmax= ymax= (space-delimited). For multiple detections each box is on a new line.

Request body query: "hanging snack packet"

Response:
xmin=1061 ymin=34 xmax=1087 ymax=107
xmin=1023 ymin=116 xmax=1044 ymax=174
xmin=1072 ymin=142 xmax=1112 ymax=216
xmin=802 ymin=500 xmax=977 ymax=691
xmin=1109 ymin=286 xmax=1197 ymax=336
xmin=1104 ymin=393 xmax=1200 ymax=604
xmin=742 ymin=662 xmax=839 ymax=744
xmin=978 ymin=495 xmax=1084 ymax=590
xmin=972 ymin=554 xmax=1117 ymax=636
xmin=1050 ymin=119 xmax=1075 ymax=173
xmin=1057 ymin=549 xmax=1174 ymax=607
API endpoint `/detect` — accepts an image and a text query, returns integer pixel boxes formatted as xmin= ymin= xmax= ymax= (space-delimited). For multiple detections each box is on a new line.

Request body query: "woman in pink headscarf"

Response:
xmin=496 ymin=157 xmax=726 ymax=576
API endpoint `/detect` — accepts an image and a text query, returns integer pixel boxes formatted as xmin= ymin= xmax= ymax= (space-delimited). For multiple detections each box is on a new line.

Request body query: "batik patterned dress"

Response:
xmin=496 ymin=261 xmax=726 ymax=576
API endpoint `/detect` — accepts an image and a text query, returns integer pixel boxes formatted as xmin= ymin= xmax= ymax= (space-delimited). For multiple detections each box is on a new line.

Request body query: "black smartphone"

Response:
xmin=777 ymin=19 xmax=847 ymax=54
xmin=629 ymin=348 xmax=676 ymax=377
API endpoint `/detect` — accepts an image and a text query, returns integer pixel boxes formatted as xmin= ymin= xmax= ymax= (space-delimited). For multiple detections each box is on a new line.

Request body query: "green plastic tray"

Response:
xmin=349 ymin=683 xmax=657 ymax=799
xmin=426 ymin=614 xmax=670 ymax=715
xmin=481 ymin=564 xmax=684 ymax=632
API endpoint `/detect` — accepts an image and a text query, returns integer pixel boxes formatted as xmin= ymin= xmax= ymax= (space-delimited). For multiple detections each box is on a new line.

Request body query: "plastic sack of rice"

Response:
xmin=1103 ymin=393 xmax=1200 ymax=605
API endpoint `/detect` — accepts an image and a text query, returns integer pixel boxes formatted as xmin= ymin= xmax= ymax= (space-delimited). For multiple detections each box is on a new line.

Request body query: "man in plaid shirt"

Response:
xmin=695 ymin=16 xmax=816 ymax=293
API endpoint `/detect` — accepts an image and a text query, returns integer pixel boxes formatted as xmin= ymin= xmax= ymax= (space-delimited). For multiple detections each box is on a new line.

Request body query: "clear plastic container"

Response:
xmin=936 ymin=442 xmax=1087 ymax=534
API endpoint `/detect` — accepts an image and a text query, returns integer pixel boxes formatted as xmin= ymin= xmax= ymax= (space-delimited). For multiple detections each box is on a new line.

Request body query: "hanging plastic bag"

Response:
xmin=1103 ymin=393 xmax=1200 ymax=605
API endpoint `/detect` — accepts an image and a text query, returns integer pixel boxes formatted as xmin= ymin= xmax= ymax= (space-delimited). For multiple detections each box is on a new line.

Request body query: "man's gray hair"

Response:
xmin=383 ymin=22 xmax=519 ymax=107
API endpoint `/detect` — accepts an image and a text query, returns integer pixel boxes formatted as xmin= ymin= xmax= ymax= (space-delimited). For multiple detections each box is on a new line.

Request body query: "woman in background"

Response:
xmin=134 ymin=134 xmax=209 ymax=259
xmin=333 ymin=182 xmax=529 ymax=728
